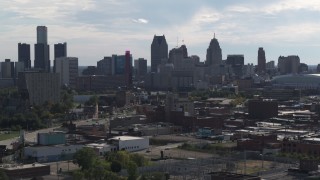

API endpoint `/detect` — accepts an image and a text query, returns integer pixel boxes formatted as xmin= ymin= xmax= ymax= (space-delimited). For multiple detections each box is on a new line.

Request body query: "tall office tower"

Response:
xmin=54 ymin=42 xmax=67 ymax=59
xmin=18 ymin=43 xmax=31 ymax=68
xmin=1 ymin=59 xmax=14 ymax=78
xmin=55 ymin=57 xmax=78 ymax=88
xmin=54 ymin=42 xmax=67 ymax=72
xmin=206 ymin=34 xmax=222 ymax=66
xmin=134 ymin=58 xmax=147 ymax=78
xmin=151 ymin=35 xmax=168 ymax=72
xmin=125 ymin=51 xmax=133 ymax=88
xmin=257 ymin=47 xmax=266 ymax=74
xmin=34 ymin=26 xmax=50 ymax=72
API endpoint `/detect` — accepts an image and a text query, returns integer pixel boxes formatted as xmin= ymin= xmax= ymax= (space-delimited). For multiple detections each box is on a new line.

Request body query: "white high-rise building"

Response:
xmin=55 ymin=57 xmax=78 ymax=88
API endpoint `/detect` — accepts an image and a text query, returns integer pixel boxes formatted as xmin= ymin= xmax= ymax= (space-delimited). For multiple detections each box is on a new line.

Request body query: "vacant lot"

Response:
xmin=0 ymin=131 xmax=19 ymax=141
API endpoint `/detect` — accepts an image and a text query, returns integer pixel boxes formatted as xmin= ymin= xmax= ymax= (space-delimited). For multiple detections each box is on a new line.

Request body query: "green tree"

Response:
xmin=127 ymin=161 xmax=138 ymax=180
xmin=73 ymin=170 xmax=85 ymax=180
xmin=105 ymin=171 xmax=126 ymax=180
xmin=111 ymin=160 xmax=122 ymax=173
xmin=130 ymin=153 xmax=147 ymax=167
xmin=85 ymin=95 xmax=99 ymax=106
xmin=73 ymin=147 xmax=98 ymax=170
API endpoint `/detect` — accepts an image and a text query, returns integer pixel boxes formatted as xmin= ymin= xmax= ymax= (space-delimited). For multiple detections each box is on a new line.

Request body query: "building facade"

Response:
xmin=18 ymin=43 xmax=31 ymax=69
xmin=34 ymin=26 xmax=50 ymax=72
xmin=1 ymin=59 xmax=14 ymax=78
xmin=55 ymin=57 xmax=78 ymax=88
xmin=134 ymin=58 xmax=147 ymax=79
xmin=18 ymin=72 xmax=60 ymax=105
xmin=257 ymin=47 xmax=266 ymax=74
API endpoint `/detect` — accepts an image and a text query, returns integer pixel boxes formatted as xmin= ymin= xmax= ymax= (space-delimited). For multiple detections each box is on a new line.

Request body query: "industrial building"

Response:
xmin=109 ymin=136 xmax=149 ymax=152
xmin=24 ymin=144 xmax=84 ymax=162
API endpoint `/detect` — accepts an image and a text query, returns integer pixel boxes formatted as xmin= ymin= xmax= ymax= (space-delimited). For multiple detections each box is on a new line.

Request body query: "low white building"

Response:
xmin=24 ymin=144 xmax=84 ymax=162
xmin=109 ymin=136 xmax=149 ymax=152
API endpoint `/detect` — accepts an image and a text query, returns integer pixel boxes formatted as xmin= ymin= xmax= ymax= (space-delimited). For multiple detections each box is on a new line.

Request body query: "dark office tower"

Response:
xmin=18 ymin=43 xmax=31 ymax=68
xmin=54 ymin=42 xmax=67 ymax=72
xmin=125 ymin=51 xmax=133 ymax=88
xmin=54 ymin=42 xmax=67 ymax=59
xmin=257 ymin=47 xmax=266 ymax=74
xmin=34 ymin=26 xmax=50 ymax=72
xmin=151 ymin=35 xmax=168 ymax=72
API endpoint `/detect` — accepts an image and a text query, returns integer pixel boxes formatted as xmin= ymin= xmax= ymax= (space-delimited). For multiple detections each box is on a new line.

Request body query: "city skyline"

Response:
xmin=1 ymin=0 xmax=320 ymax=66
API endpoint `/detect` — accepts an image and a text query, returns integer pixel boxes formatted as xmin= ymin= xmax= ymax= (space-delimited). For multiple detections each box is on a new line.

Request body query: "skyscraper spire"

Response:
xmin=214 ymin=32 xmax=215 ymax=39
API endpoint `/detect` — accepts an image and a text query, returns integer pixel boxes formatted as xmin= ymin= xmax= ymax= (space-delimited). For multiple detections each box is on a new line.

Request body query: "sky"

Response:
xmin=1 ymin=0 xmax=320 ymax=66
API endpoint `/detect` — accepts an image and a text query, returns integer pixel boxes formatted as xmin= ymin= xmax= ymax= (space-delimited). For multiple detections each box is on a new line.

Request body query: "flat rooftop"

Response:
xmin=109 ymin=136 xmax=145 ymax=141
xmin=1 ymin=163 xmax=48 ymax=170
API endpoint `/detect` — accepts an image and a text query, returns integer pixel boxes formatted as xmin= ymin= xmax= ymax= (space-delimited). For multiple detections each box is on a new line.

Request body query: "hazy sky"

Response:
xmin=1 ymin=0 xmax=320 ymax=66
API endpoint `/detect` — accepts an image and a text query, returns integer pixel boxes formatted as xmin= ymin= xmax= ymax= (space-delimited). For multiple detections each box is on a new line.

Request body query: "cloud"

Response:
xmin=132 ymin=18 xmax=148 ymax=24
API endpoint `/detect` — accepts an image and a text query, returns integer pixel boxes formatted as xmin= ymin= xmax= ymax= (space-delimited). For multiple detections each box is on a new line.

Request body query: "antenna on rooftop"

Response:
xmin=182 ymin=39 xmax=184 ymax=45
xmin=214 ymin=32 xmax=216 ymax=38
xmin=176 ymin=37 xmax=179 ymax=47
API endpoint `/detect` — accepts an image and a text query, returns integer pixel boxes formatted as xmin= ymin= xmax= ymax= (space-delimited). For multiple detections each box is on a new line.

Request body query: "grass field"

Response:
xmin=0 ymin=131 xmax=19 ymax=141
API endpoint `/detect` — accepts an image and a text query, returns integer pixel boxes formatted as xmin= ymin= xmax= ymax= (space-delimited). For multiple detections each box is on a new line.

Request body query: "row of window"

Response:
xmin=124 ymin=146 xmax=140 ymax=150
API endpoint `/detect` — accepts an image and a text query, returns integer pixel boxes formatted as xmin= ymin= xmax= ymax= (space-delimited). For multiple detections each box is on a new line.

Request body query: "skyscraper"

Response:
xmin=151 ymin=35 xmax=168 ymax=72
xmin=54 ymin=42 xmax=67 ymax=72
xmin=257 ymin=47 xmax=266 ymax=74
xmin=34 ymin=26 xmax=50 ymax=72
xmin=206 ymin=34 xmax=222 ymax=66
xmin=18 ymin=43 xmax=31 ymax=68
xmin=125 ymin=51 xmax=133 ymax=88
xmin=54 ymin=42 xmax=67 ymax=59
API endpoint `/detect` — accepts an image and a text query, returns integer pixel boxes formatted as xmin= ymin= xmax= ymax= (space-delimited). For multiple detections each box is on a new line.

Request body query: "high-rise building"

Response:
xmin=134 ymin=58 xmax=147 ymax=78
xmin=97 ymin=57 xmax=114 ymax=75
xmin=54 ymin=42 xmax=67 ymax=59
xmin=125 ymin=51 xmax=133 ymax=88
xmin=37 ymin=26 xmax=48 ymax=44
xmin=278 ymin=55 xmax=300 ymax=74
xmin=206 ymin=35 xmax=222 ymax=66
xmin=151 ymin=35 xmax=168 ymax=72
xmin=257 ymin=47 xmax=266 ymax=74
xmin=18 ymin=43 xmax=31 ymax=68
xmin=55 ymin=57 xmax=78 ymax=88
xmin=1 ymin=59 xmax=14 ymax=78
xmin=226 ymin=55 xmax=244 ymax=78
xmin=53 ymin=42 xmax=67 ymax=73
xmin=34 ymin=26 xmax=50 ymax=72
xmin=114 ymin=55 xmax=126 ymax=75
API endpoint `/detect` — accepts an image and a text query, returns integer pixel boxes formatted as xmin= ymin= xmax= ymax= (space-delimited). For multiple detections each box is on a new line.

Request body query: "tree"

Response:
xmin=73 ymin=170 xmax=85 ymax=180
xmin=127 ymin=161 xmax=138 ymax=180
xmin=129 ymin=153 xmax=147 ymax=167
xmin=111 ymin=160 xmax=122 ymax=173
xmin=0 ymin=169 xmax=8 ymax=180
xmin=73 ymin=147 xmax=98 ymax=170
xmin=105 ymin=171 xmax=126 ymax=180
